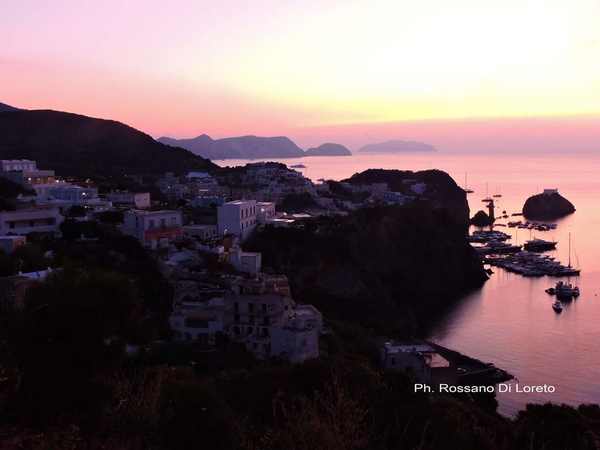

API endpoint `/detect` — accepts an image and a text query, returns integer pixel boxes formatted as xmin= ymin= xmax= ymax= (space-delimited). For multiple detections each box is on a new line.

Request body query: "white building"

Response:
xmin=107 ymin=192 xmax=151 ymax=209
xmin=0 ymin=207 xmax=64 ymax=236
xmin=186 ymin=171 xmax=213 ymax=181
xmin=169 ymin=298 xmax=226 ymax=345
xmin=379 ymin=342 xmax=448 ymax=383
xmin=256 ymin=202 xmax=276 ymax=224
xmin=122 ymin=210 xmax=183 ymax=249
xmin=226 ymin=293 xmax=295 ymax=359
xmin=0 ymin=235 xmax=27 ymax=254
xmin=228 ymin=246 xmax=262 ymax=275
xmin=1 ymin=160 xmax=37 ymax=172
xmin=46 ymin=185 xmax=98 ymax=204
xmin=271 ymin=314 xmax=320 ymax=363
xmin=217 ymin=200 xmax=257 ymax=240
xmin=183 ymin=224 xmax=219 ymax=241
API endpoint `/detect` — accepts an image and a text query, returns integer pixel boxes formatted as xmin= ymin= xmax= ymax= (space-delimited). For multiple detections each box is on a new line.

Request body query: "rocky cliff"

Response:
xmin=343 ymin=169 xmax=471 ymax=230
xmin=523 ymin=191 xmax=575 ymax=220
xmin=246 ymin=203 xmax=487 ymax=336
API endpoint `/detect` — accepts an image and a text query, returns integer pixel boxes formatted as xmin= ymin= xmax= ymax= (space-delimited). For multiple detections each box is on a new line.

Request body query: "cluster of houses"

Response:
xmin=0 ymin=159 xmax=324 ymax=364
xmin=1 ymin=158 xmax=443 ymax=367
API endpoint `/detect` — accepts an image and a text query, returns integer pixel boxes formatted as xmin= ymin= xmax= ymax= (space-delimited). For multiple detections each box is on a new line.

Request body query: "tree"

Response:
xmin=9 ymin=267 xmax=145 ymax=421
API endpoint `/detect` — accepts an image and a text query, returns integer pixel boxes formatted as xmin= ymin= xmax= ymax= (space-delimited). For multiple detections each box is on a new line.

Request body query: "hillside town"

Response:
xmin=1 ymin=158 xmax=450 ymax=371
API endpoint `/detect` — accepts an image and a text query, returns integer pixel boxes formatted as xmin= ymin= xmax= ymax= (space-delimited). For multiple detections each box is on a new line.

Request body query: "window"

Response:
xmin=234 ymin=314 xmax=240 ymax=323
xmin=248 ymin=303 xmax=254 ymax=312
xmin=234 ymin=302 xmax=239 ymax=312
xmin=148 ymin=219 xmax=155 ymax=229
xmin=161 ymin=218 xmax=166 ymax=228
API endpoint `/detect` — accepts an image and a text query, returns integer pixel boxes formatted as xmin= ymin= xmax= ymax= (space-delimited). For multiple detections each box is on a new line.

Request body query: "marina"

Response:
xmin=483 ymin=252 xmax=580 ymax=277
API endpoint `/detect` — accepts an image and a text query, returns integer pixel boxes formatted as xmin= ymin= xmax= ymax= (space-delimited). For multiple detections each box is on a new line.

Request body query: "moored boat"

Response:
xmin=524 ymin=238 xmax=557 ymax=252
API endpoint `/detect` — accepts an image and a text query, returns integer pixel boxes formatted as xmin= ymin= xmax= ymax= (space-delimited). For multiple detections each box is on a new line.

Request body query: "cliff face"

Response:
xmin=344 ymin=169 xmax=471 ymax=230
xmin=523 ymin=192 xmax=575 ymax=220
xmin=246 ymin=204 xmax=487 ymax=336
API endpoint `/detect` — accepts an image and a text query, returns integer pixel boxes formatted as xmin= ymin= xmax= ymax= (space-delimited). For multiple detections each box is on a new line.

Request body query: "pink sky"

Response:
xmin=3 ymin=0 xmax=600 ymax=152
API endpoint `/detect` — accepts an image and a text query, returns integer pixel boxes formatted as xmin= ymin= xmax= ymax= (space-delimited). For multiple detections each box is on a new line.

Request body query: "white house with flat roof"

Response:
xmin=217 ymin=200 xmax=257 ymax=240
xmin=183 ymin=224 xmax=218 ymax=241
xmin=1 ymin=160 xmax=37 ymax=172
xmin=122 ymin=210 xmax=183 ymax=249
xmin=0 ymin=207 xmax=64 ymax=236
xmin=169 ymin=298 xmax=226 ymax=345
xmin=256 ymin=201 xmax=276 ymax=224
xmin=107 ymin=192 xmax=151 ymax=209
xmin=46 ymin=185 xmax=98 ymax=204
xmin=228 ymin=246 xmax=262 ymax=275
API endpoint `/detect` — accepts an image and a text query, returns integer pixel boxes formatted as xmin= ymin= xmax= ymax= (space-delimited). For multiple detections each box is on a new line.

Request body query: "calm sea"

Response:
xmin=215 ymin=152 xmax=600 ymax=416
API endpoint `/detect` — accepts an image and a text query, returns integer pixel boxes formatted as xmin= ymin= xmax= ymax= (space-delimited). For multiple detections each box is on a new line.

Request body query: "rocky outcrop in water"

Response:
xmin=523 ymin=191 xmax=575 ymax=220
xmin=471 ymin=210 xmax=493 ymax=226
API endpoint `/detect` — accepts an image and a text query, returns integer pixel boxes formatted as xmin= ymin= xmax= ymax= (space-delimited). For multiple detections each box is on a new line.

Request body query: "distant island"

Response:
xmin=159 ymin=134 xmax=352 ymax=159
xmin=158 ymin=134 xmax=304 ymax=160
xmin=304 ymin=143 xmax=352 ymax=156
xmin=358 ymin=139 xmax=437 ymax=154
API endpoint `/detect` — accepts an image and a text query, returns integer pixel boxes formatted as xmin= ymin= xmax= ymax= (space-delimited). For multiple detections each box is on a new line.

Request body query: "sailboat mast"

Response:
xmin=568 ymin=232 xmax=572 ymax=268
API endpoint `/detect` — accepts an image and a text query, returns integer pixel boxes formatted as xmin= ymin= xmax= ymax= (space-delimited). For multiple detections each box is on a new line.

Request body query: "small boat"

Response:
xmin=552 ymin=300 xmax=563 ymax=313
xmin=493 ymin=194 xmax=502 ymax=198
xmin=290 ymin=164 xmax=306 ymax=169
xmin=554 ymin=281 xmax=580 ymax=300
xmin=524 ymin=238 xmax=557 ymax=252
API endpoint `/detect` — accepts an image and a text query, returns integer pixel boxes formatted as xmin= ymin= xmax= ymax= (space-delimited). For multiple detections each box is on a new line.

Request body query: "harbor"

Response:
xmin=483 ymin=252 xmax=580 ymax=277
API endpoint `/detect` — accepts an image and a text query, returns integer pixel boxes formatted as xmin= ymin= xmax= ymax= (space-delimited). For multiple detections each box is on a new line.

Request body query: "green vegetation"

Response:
xmin=278 ymin=192 xmax=320 ymax=212
xmin=0 ymin=109 xmax=216 ymax=177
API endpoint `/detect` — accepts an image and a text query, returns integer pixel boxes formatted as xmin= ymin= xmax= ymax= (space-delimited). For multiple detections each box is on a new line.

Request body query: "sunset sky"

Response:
xmin=3 ymin=0 xmax=600 ymax=150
